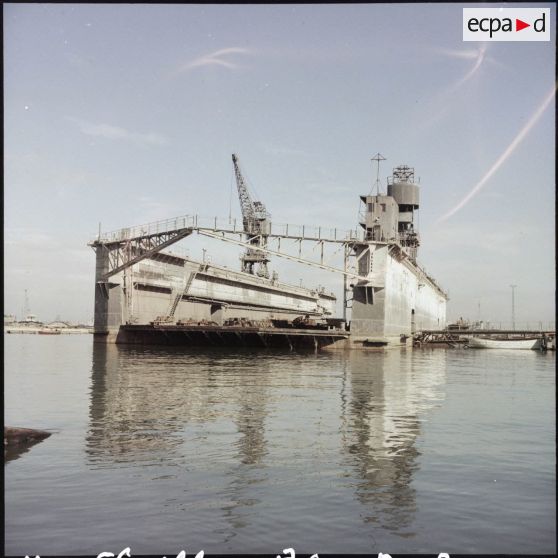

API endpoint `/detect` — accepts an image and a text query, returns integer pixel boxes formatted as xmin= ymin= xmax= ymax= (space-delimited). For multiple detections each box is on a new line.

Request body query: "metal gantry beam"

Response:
xmin=89 ymin=213 xmax=382 ymax=282
xmin=90 ymin=215 xmax=380 ymax=284
xmin=90 ymin=228 xmax=194 ymax=280
xmin=94 ymin=213 xmax=361 ymax=246
xmin=88 ymin=212 xmax=438 ymax=298
xmin=198 ymin=230 xmax=368 ymax=280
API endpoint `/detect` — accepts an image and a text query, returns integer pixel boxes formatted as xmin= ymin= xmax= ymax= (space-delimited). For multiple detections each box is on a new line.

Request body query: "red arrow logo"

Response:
xmin=516 ymin=18 xmax=530 ymax=31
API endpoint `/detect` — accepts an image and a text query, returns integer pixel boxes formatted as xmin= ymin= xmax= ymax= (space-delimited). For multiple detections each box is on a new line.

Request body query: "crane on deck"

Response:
xmin=232 ymin=153 xmax=271 ymax=278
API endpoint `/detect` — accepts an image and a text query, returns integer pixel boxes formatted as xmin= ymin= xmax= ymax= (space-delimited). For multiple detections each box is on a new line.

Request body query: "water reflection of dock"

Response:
xmin=86 ymin=343 xmax=274 ymax=543
xmin=87 ymin=344 xmax=272 ymax=467
xmin=340 ymin=350 xmax=446 ymax=534
xmin=86 ymin=344 xmax=448 ymax=545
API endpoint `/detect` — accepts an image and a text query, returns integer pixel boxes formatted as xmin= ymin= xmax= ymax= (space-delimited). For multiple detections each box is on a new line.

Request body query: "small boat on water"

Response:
xmin=468 ymin=336 xmax=542 ymax=350
xmin=38 ymin=329 xmax=61 ymax=335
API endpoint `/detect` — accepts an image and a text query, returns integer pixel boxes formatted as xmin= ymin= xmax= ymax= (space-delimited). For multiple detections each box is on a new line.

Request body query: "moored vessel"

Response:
xmin=468 ymin=336 xmax=542 ymax=350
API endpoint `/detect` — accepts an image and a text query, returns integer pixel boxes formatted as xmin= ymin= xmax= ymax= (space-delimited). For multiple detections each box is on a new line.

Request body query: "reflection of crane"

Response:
xmin=232 ymin=153 xmax=271 ymax=278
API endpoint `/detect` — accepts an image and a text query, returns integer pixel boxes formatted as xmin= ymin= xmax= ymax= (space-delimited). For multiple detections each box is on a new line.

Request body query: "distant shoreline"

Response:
xmin=4 ymin=326 xmax=93 ymax=334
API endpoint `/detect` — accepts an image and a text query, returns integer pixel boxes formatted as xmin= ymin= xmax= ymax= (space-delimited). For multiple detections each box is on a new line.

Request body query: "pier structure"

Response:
xmin=89 ymin=158 xmax=448 ymax=349
xmin=414 ymin=329 xmax=556 ymax=349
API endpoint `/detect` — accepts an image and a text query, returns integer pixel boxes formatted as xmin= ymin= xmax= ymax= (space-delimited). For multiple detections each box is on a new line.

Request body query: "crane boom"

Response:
xmin=232 ymin=153 xmax=256 ymax=230
xmin=231 ymin=154 xmax=271 ymax=278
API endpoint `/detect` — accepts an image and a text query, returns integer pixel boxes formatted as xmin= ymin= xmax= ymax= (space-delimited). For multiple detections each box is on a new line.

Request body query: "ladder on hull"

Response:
xmin=154 ymin=266 xmax=201 ymax=324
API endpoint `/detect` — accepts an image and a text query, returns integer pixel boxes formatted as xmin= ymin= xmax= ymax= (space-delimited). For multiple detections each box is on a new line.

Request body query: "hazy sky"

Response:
xmin=4 ymin=3 xmax=556 ymax=325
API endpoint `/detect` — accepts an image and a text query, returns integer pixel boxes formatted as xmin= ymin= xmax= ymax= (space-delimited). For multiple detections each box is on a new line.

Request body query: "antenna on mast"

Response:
xmin=371 ymin=153 xmax=386 ymax=195
xmin=24 ymin=289 xmax=30 ymax=317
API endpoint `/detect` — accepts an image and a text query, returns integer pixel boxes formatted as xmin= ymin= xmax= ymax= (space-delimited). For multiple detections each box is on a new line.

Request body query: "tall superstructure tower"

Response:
xmin=351 ymin=162 xmax=445 ymax=341
xmin=387 ymin=165 xmax=420 ymax=261
xmin=358 ymin=165 xmax=420 ymax=260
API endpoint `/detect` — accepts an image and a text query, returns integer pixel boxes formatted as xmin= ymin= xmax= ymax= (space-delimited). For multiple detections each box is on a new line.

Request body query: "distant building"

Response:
xmin=19 ymin=314 xmax=42 ymax=325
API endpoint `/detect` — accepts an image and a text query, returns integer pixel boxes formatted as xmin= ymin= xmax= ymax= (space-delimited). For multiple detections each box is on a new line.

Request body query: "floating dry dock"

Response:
xmin=90 ymin=158 xmax=448 ymax=349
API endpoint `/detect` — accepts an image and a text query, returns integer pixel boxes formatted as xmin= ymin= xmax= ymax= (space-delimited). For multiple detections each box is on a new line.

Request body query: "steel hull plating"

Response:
xmin=349 ymin=244 xmax=447 ymax=347
xmin=94 ymin=251 xmax=336 ymax=341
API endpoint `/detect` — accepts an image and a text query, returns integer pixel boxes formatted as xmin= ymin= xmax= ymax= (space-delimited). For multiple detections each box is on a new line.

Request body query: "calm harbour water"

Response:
xmin=4 ymin=334 xmax=556 ymax=555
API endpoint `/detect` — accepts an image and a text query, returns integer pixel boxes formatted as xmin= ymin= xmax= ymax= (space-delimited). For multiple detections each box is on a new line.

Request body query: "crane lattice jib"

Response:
xmin=231 ymin=153 xmax=271 ymax=278
xmin=232 ymin=153 xmax=257 ymax=232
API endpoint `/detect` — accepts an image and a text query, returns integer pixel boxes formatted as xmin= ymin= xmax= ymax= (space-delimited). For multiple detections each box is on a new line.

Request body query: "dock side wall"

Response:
xmin=94 ymin=254 xmax=337 ymax=343
xmin=349 ymin=246 xmax=446 ymax=342
xmin=350 ymin=245 xmax=388 ymax=337
xmin=383 ymin=256 xmax=446 ymax=336
xmin=414 ymin=274 xmax=447 ymax=331
xmin=350 ymin=286 xmax=386 ymax=336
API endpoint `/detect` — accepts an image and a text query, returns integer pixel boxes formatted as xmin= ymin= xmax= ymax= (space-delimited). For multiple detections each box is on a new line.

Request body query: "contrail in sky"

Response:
xmin=450 ymin=45 xmax=486 ymax=91
xmin=415 ymin=45 xmax=491 ymax=134
xmin=179 ymin=47 xmax=250 ymax=71
xmin=437 ymin=84 xmax=556 ymax=224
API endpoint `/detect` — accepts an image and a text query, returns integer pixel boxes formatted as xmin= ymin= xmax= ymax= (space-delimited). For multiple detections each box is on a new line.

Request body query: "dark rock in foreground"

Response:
xmin=4 ymin=427 xmax=52 ymax=464
xmin=4 ymin=426 xmax=51 ymax=446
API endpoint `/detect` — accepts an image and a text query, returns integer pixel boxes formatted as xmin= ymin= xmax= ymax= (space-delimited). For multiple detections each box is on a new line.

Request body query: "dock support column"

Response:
xmin=286 ymin=335 xmax=293 ymax=351
xmin=93 ymin=245 xmax=110 ymax=339
xmin=210 ymin=304 xmax=225 ymax=326
xmin=93 ymin=244 xmax=123 ymax=343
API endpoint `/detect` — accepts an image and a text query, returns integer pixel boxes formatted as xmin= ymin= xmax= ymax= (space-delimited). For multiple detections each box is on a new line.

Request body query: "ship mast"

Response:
xmin=371 ymin=153 xmax=386 ymax=195
xmin=23 ymin=289 xmax=30 ymax=319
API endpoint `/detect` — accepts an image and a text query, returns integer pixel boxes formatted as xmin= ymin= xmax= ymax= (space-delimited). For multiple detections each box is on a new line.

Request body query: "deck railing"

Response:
xmin=93 ymin=214 xmax=362 ymax=245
